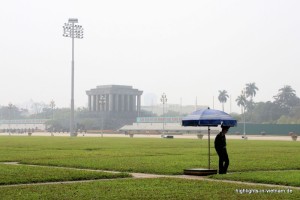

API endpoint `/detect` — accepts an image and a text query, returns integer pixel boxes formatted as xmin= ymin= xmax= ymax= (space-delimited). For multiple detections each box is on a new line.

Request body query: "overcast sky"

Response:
xmin=0 ymin=0 xmax=299 ymax=113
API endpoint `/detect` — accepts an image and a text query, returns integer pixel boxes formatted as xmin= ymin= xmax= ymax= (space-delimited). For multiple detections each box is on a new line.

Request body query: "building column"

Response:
xmin=96 ymin=95 xmax=100 ymax=111
xmin=124 ymin=94 xmax=128 ymax=111
xmin=90 ymin=95 xmax=93 ymax=111
xmin=137 ymin=94 xmax=141 ymax=116
xmin=120 ymin=94 xmax=124 ymax=112
xmin=93 ymin=95 xmax=96 ymax=111
xmin=123 ymin=94 xmax=127 ymax=111
xmin=105 ymin=94 xmax=109 ymax=111
xmin=128 ymin=95 xmax=131 ymax=111
xmin=88 ymin=95 xmax=91 ymax=111
xmin=115 ymin=94 xmax=119 ymax=112
xmin=109 ymin=94 xmax=113 ymax=111
xmin=133 ymin=95 xmax=137 ymax=111
xmin=129 ymin=95 xmax=133 ymax=111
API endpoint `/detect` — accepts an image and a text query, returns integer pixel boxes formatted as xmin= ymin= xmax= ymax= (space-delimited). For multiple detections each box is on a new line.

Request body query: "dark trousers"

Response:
xmin=216 ymin=148 xmax=229 ymax=174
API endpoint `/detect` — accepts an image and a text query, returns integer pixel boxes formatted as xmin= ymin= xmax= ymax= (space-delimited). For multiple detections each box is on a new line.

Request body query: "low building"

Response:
xmin=0 ymin=119 xmax=47 ymax=132
xmin=119 ymin=117 xmax=220 ymax=134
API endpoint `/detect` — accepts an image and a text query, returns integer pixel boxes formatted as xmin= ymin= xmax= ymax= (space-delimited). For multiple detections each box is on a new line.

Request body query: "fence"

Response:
xmin=229 ymin=123 xmax=300 ymax=135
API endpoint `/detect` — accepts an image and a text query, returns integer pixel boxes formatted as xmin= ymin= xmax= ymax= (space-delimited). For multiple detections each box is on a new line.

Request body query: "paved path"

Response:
xmin=1 ymin=162 xmax=299 ymax=190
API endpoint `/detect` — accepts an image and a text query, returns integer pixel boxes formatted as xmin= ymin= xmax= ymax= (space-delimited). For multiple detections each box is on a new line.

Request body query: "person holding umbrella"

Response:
xmin=182 ymin=108 xmax=236 ymax=175
xmin=214 ymin=124 xmax=230 ymax=174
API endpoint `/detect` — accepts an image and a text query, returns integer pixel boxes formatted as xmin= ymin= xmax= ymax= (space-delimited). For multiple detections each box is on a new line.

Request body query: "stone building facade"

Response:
xmin=86 ymin=85 xmax=143 ymax=113
xmin=86 ymin=85 xmax=143 ymax=129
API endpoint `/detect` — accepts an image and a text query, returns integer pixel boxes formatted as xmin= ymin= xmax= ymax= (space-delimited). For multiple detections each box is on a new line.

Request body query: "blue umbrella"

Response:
xmin=182 ymin=108 xmax=237 ymax=127
xmin=182 ymin=107 xmax=237 ymax=169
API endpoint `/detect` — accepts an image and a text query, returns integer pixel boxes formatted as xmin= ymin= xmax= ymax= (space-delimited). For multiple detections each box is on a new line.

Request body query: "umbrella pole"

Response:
xmin=208 ymin=127 xmax=210 ymax=169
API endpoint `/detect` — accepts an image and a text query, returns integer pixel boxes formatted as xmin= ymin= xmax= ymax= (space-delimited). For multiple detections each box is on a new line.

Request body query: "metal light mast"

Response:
xmin=160 ymin=93 xmax=167 ymax=136
xmin=99 ymin=95 xmax=106 ymax=137
xmin=63 ymin=18 xmax=83 ymax=137
xmin=50 ymin=100 xmax=55 ymax=136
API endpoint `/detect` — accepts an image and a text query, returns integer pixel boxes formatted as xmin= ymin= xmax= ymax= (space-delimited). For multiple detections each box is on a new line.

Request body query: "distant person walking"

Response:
xmin=214 ymin=125 xmax=230 ymax=174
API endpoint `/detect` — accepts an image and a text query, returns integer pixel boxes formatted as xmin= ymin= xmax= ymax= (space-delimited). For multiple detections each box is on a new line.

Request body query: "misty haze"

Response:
xmin=0 ymin=1 xmax=300 ymax=199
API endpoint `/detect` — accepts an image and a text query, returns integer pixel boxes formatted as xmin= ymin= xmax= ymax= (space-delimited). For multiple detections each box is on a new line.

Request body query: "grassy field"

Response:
xmin=211 ymin=170 xmax=300 ymax=187
xmin=0 ymin=137 xmax=298 ymax=174
xmin=0 ymin=164 xmax=129 ymax=185
xmin=0 ymin=178 xmax=298 ymax=200
xmin=0 ymin=136 xmax=299 ymax=199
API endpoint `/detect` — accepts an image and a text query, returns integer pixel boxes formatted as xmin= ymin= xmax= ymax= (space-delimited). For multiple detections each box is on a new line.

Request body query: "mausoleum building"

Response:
xmin=86 ymin=85 xmax=143 ymax=113
xmin=86 ymin=85 xmax=143 ymax=129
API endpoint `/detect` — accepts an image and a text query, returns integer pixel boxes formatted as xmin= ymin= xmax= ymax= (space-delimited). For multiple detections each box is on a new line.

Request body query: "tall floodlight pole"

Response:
xmin=99 ymin=95 xmax=106 ymax=137
xmin=160 ymin=93 xmax=167 ymax=136
xmin=63 ymin=18 xmax=83 ymax=137
xmin=50 ymin=100 xmax=55 ymax=136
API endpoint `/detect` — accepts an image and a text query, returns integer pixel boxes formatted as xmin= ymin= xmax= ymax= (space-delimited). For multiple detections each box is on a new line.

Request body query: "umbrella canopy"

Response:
xmin=182 ymin=108 xmax=237 ymax=127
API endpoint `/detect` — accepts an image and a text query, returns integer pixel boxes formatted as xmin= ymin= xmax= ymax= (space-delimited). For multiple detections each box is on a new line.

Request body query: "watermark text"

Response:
xmin=236 ymin=189 xmax=293 ymax=194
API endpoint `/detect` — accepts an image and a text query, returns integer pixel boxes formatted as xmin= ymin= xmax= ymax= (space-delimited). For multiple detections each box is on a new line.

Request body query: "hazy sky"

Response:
xmin=1 ymin=0 xmax=299 ymax=113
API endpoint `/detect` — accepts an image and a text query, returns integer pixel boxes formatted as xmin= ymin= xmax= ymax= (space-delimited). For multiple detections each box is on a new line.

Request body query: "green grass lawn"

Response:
xmin=210 ymin=170 xmax=300 ymax=187
xmin=0 ymin=137 xmax=298 ymax=174
xmin=0 ymin=178 xmax=298 ymax=200
xmin=0 ymin=135 xmax=299 ymax=198
xmin=0 ymin=164 xmax=130 ymax=185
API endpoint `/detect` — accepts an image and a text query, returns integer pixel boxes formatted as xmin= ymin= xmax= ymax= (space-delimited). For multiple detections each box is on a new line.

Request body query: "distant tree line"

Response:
xmin=218 ymin=83 xmax=300 ymax=124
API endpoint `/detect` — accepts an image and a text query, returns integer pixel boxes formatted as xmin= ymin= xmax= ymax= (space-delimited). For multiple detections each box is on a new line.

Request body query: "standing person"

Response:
xmin=214 ymin=124 xmax=230 ymax=174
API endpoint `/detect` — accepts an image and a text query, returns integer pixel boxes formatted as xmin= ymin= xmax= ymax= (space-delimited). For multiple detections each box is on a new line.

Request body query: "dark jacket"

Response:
xmin=214 ymin=132 xmax=226 ymax=152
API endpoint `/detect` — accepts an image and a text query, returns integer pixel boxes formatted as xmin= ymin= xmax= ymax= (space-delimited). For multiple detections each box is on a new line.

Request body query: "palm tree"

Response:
xmin=245 ymin=82 xmax=259 ymax=100
xmin=275 ymin=85 xmax=296 ymax=101
xmin=236 ymin=94 xmax=247 ymax=113
xmin=245 ymin=83 xmax=258 ymax=122
xmin=274 ymin=85 xmax=299 ymax=111
xmin=236 ymin=93 xmax=247 ymax=136
xmin=218 ymin=90 xmax=229 ymax=111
